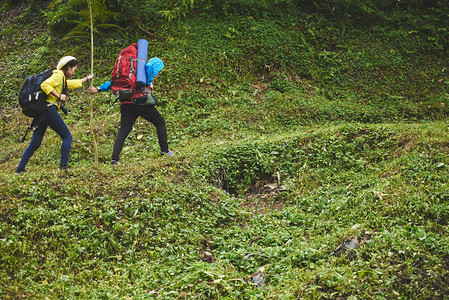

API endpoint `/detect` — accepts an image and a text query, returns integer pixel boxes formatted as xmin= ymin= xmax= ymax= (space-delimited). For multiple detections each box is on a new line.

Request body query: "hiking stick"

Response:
xmin=88 ymin=0 xmax=99 ymax=164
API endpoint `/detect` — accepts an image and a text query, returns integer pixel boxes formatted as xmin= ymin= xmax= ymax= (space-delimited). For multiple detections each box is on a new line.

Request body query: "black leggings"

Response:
xmin=111 ymin=103 xmax=168 ymax=161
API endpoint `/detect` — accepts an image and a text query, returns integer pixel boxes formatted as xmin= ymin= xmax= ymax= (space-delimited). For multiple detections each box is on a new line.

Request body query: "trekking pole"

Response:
xmin=89 ymin=0 xmax=99 ymax=165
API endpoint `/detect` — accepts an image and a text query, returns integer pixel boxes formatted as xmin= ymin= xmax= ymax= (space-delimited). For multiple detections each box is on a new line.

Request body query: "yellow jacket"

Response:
xmin=40 ymin=70 xmax=83 ymax=109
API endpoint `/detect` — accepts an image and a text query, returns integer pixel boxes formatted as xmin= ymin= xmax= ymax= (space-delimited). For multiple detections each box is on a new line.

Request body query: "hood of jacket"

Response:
xmin=145 ymin=57 xmax=164 ymax=86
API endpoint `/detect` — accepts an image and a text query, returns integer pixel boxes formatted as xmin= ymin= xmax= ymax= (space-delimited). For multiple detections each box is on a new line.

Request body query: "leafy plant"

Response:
xmin=45 ymin=0 xmax=119 ymax=40
xmin=2 ymin=1 xmax=449 ymax=299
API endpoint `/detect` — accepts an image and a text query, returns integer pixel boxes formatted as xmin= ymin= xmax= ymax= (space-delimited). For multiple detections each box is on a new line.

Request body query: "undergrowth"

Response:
xmin=1 ymin=1 xmax=449 ymax=299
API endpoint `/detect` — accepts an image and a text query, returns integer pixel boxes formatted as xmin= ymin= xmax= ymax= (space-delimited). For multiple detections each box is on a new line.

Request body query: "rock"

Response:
xmin=200 ymin=250 xmax=215 ymax=263
xmin=334 ymin=237 xmax=359 ymax=259
xmin=251 ymin=266 xmax=267 ymax=288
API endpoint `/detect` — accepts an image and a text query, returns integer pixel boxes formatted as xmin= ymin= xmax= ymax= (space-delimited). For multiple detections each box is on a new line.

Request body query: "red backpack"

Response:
xmin=110 ymin=43 xmax=154 ymax=103
xmin=111 ymin=43 xmax=138 ymax=98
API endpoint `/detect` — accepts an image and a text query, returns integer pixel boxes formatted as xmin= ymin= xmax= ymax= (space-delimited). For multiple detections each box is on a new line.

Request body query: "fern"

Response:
xmin=45 ymin=0 xmax=119 ymax=40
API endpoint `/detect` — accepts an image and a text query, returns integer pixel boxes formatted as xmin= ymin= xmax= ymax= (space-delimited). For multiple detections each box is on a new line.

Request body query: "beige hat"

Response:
xmin=57 ymin=56 xmax=76 ymax=70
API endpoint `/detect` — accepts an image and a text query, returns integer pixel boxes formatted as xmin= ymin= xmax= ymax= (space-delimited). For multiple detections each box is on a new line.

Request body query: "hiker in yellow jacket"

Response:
xmin=15 ymin=56 xmax=93 ymax=174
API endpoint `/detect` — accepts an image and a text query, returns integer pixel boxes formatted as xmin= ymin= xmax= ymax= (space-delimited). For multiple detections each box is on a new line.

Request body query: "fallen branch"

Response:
xmin=248 ymin=233 xmax=264 ymax=247
xmin=135 ymin=18 xmax=158 ymax=38
xmin=245 ymin=265 xmax=267 ymax=284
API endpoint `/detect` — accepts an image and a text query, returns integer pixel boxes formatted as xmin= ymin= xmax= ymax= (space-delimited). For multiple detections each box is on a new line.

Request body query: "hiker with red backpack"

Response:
xmin=89 ymin=43 xmax=174 ymax=164
xmin=15 ymin=56 xmax=93 ymax=174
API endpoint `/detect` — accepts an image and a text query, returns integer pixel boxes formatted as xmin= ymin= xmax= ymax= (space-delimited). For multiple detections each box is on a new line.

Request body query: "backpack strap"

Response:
xmin=55 ymin=75 xmax=68 ymax=107
xmin=19 ymin=125 xmax=32 ymax=143
xmin=130 ymin=58 xmax=138 ymax=79
xmin=19 ymin=111 xmax=49 ymax=143
xmin=62 ymin=75 xmax=68 ymax=95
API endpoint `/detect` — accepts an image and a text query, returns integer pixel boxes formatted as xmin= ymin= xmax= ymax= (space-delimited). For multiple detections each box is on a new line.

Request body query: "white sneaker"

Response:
xmin=161 ymin=150 xmax=175 ymax=156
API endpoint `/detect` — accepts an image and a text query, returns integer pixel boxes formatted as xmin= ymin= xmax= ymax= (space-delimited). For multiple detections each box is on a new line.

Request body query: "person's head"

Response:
xmin=57 ymin=56 xmax=78 ymax=78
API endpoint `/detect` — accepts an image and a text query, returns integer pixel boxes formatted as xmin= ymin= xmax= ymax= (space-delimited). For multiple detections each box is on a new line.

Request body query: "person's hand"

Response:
xmin=149 ymin=83 xmax=154 ymax=90
xmin=59 ymin=94 xmax=67 ymax=101
xmin=88 ymin=86 xmax=98 ymax=94
xmin=82 ymin=74 xmax=94 ymax=84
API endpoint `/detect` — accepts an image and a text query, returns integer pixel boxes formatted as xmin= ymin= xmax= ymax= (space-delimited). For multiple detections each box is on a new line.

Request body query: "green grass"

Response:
xmin=2 ymin=120 xmax=449 ymax=298
xmin=1 ymin=2 xmax=449 ymax=299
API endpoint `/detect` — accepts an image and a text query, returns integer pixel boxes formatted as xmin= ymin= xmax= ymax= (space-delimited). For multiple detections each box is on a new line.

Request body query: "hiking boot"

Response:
xmin=15 ymin=168 xmax=26 ymax=175
xmin=111 ymin=159 xmax=120 ymax=165
xmin=161 ymin=150 xmax=175 ymax=156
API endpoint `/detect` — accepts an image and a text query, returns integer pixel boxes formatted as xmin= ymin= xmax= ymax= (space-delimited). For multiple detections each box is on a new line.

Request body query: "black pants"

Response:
xmin=111 ymin=103 xmax=168 ymax=161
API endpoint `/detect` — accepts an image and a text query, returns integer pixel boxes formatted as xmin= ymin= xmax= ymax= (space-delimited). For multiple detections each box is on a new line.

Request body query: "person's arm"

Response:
xmin=41 ymin=73 xmax=59 ymax=95
xmin=67 ymin=74 xmax=94 ymax=90
xmin=89 ymin=80 xmax=112 ymax=94
xmin=49 ymin=90 xmax=66 ymax=101
xmin=41 ymin=72 xmax=67 ymax=101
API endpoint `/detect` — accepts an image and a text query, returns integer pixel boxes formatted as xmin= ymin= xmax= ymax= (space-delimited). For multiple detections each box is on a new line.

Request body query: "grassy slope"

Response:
xmin=1 ymin=3 xmax=449 ymax=299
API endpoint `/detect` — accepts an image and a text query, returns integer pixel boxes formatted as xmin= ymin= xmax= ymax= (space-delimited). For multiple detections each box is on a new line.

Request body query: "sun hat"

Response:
xmin=57 ymin=56 xmax=77 ymax=70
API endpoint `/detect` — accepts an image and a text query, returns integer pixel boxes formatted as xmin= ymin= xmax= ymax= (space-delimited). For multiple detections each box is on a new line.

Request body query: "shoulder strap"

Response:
xmin=62 ymin=76 xmax=68 ymax=94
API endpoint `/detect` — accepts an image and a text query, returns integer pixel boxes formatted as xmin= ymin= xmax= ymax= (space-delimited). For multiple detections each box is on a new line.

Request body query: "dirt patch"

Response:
xmin=240 ymin=180 xmax=286 ymax=216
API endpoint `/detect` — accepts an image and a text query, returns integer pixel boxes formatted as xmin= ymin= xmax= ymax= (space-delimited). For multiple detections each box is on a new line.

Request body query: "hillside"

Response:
xmin=1 ymin=1 xmax=449 ymax=299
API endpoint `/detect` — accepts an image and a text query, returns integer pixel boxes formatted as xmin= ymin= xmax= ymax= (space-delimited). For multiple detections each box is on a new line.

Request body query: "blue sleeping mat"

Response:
xmin=136 ymin=39 xmax=148 ymax=88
